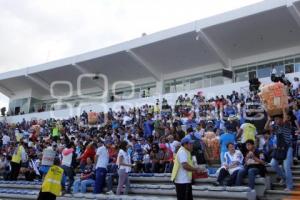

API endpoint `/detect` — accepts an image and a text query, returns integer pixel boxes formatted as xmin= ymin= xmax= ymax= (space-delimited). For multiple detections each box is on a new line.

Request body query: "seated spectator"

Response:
xmin=131 ymin=139 xmax=144 ymax=173
xmin=142 ymin=149 xmax=152 ymax=173
xmin=159 ymin=143 xmax=174 ymax=173
xmin=219 ymin=129 xmax=236 ymax=164
xmin=215 ymin=143 xmax=243 ymax=186
xmin=73 ymin=157 xmax=95 ymax=193
xmin=0 ymin=154 xmax=11 ymax=180
xmin=236 ymin=140 xmax=266 ymax=189
xmin=150 ymin=143 xmax=161 ymax=173
xmin=23 ymin=148 xmax=40 ymax=181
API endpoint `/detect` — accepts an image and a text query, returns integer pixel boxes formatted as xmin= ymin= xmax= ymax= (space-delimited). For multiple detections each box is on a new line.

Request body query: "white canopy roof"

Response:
xmin=0 ymin=0 xmax=300 ymax=98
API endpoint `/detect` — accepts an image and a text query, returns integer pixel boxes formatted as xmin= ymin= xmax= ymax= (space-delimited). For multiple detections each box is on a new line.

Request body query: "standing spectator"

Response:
xmin=37 ymin=157 xmax=64 ymax=200
xmin=10 ymin=140 xmax=26 ymax=180
xmin=171 ymin=136 xmax=202 ymax=200
xmin=61 ymin=142 xmax=76 ymax=193
xmin=237 ymin=120 xmax=257 ymax=155
xmin=264 ymin=109 xmax=294 ymax=191
xmin=94 ymin=141 xmax=109 ymax=194
xmin=116 ymin=141 xmax=134 ymax=195
xmin=224 ymin=115 xmax=240 ymax=135
xmin=271 ymin=66 xmax=277 ymax=82
xmin=78 ymin=142 xmax=96 ymax=171
xmin=236 ymin=140 xmax=266 ymax=189
xmin=143 ymin=114 xmax=154 ymax=139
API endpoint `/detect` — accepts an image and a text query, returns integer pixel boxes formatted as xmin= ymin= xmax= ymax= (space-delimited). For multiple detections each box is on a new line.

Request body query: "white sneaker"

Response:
xmin=284 ymin=188 xmax=291 ymax=192
xmin=106 ymin=190 xmax=114 ymax=195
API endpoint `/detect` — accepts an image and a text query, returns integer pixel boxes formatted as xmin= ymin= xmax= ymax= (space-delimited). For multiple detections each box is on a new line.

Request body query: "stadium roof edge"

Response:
xmin=0 ymin=0 xmax=298 ymax=81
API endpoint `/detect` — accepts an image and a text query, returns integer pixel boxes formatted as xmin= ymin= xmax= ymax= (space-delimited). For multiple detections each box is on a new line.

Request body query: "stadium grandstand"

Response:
xmin=0 ymin=0 xmax=300 ymax=199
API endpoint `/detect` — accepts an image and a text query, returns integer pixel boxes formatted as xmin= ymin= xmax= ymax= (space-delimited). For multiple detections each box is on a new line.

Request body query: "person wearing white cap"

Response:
xmin=171 ymin=136 xmax=203 ymax=200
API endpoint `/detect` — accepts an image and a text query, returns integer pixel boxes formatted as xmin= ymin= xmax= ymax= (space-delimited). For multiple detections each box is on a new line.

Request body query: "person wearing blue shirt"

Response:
xmin=224 ymin=105 xmax=236 ymax=117
xmin=143 ymin=114 xmax=154 ymax=139
xmin=219 ymin=130 xmax=236 ymax=164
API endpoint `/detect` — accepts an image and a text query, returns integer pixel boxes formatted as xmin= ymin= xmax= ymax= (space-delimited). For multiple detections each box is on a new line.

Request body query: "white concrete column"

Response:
xmin=156 ymin=80 xmax=164 ymax=96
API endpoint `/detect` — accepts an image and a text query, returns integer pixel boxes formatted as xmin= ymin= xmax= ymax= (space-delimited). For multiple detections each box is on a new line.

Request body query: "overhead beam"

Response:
xmin=196 ymin=30 xmax=230 ymax=69
xmin=72 ymin=63 xmax=104 ymax=90
xmin=0 ymin=84 xmax=14 ymax=97
xmin=126 ymin=50 xmax=162 ymax=81
xmin=287 ymin=2 xmax=300 ymax=28
xmin=25 ymin=74 xmax=51 ymax=91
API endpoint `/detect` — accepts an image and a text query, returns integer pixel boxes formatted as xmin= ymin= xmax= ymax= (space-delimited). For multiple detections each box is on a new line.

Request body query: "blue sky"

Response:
xmin=0 ymin=0 xmax=262 ymax=108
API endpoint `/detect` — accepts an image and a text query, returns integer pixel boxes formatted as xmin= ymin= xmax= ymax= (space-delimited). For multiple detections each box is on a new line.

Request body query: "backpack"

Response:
xmin=190 ymin=134 xmax=206 ymax=164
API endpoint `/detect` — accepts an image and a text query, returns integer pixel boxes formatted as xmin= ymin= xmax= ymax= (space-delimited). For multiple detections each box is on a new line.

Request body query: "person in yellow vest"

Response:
xmin=171 ymin=136 xmax=203 ymax=200
xmin=51 ymin=126 xmax=60 ymax=142
xmin=10 ymin=140 xmax=26 ymax=180
xmin=38 ymin=157 xmax=65 ymax=200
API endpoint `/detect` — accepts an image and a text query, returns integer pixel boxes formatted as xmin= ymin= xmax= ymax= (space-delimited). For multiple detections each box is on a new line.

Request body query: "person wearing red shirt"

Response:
xmin=78 ymin=143 xmax=96 ymax=171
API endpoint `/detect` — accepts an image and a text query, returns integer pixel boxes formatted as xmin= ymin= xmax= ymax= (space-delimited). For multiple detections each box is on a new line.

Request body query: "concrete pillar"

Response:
xmin=156 ymin=80 xmax=164 ymax=96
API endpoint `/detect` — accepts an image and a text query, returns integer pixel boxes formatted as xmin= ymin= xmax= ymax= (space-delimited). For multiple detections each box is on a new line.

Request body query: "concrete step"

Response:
xmin=265 ymin=189 xmax=300 ymax=200
xmin=272 ymin=183 xmax=300 ymax=190
xmin=0 ymin=190 xmax=178 ymax=200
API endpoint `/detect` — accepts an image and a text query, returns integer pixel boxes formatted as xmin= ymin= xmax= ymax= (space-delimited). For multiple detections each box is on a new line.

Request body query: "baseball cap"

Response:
xmin=181 ymin=136 xmax=194 ymax=145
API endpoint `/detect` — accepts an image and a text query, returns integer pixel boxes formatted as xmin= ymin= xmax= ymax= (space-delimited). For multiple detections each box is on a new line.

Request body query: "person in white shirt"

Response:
xmin=215 ymin=143 xmax=243 ymax=186
xmin=166 ymin=135 xmax=180 ymax=153
xmin=94 ymin=141 xmax=109 ymax=194
xmin=171 ymin=136 xmax=203 ymax=200
xmin=116 ymin=140 xmax=134 ymax=195
xmin=2 ymin=133 xmax=10 ymax=146
xmin=61 ymin=142 xmax=75 ymax=193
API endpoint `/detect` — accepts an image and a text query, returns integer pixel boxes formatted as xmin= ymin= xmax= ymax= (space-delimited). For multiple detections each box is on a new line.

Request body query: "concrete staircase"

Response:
xmin=263 ymin=164 xmax=300 ymax=200
xmin=0 ymin=163 xmax=299 ymax=200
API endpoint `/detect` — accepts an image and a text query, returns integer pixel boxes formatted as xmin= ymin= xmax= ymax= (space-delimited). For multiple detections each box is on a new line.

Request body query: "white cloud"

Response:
xmin=0 ymin=0 xmax=262 ymax=108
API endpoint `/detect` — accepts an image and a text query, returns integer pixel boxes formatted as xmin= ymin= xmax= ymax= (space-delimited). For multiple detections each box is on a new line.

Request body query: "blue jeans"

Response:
xmin=236 ymin=167 xmax=260 ymax=189
xmin=270 ymin=147 xmax=293 ymax=189
xmin=73 ymin=179 xmax=95 ymax=193
xmin=94 ymin=168 xmax=107 ymax=194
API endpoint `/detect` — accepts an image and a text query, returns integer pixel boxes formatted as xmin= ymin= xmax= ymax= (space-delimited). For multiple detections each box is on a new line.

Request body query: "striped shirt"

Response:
xmin=272 ymin=123 xmax=293 ymax=147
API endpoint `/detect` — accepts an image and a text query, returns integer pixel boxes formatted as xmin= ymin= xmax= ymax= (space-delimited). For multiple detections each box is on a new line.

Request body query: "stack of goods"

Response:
xmin=88 ymin=112 xmax=98 ymax=125
xmin=203 ymin=131 xmax=220 ymax=165
xmin=259 ymin=82 xmax=288 ymax=116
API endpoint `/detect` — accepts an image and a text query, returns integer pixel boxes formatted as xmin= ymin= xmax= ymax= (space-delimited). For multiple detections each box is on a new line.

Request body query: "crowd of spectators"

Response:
xmin=0 ymin=74 xmax=300 ymax=195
